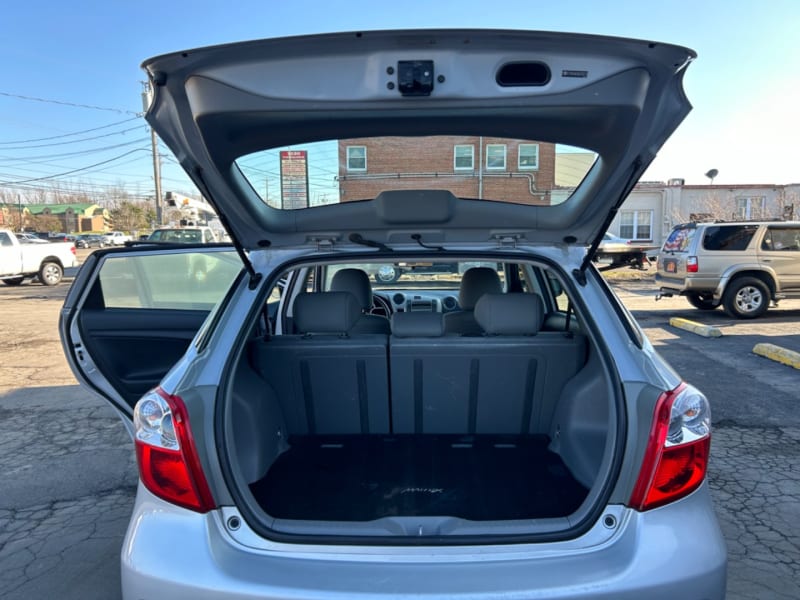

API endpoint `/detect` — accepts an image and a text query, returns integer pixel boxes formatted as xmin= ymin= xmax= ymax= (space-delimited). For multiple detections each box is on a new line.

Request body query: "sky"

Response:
xmin=2 ymin=0 xmax=799 ymax=205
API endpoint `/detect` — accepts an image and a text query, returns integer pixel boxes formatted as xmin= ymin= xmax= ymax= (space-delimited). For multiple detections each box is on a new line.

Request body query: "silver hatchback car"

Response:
xmin=60 ymin=30 xmax=726 ymax=599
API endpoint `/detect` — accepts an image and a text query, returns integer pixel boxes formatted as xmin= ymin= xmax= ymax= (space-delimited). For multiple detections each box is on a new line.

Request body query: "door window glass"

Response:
xmin=762 ymin=227 xmax=800 ymax=251
xmin=98 ymin=250 xmax=241 ymax=310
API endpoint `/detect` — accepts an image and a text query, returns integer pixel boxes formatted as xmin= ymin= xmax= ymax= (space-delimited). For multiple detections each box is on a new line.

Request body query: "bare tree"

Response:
xmin=671 ymin=190 xmax=784 ymax=224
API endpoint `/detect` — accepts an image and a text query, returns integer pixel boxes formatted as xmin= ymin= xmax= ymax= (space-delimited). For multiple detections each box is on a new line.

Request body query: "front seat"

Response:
xmin=443 ymin=267 xmax=503 ymax=334
xmin=330 ymin=268 xmax=391 ymax=334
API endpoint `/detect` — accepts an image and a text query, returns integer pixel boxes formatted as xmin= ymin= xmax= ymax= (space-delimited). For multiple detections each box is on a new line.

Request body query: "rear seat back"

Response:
xmin=249 ymin=292 xmax=390 ymax=435
xmin=390 ymin=295 xmax=587 ymax=435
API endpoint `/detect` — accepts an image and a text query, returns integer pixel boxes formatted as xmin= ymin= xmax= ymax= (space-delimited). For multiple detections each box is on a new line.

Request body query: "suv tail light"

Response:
xmin=133 ymin=388 xmax=216 ymax=513
xmin=629 ymin=384 xmax=711 ymax=511
xmin=686 ymin=256 xmax=699 ymax=273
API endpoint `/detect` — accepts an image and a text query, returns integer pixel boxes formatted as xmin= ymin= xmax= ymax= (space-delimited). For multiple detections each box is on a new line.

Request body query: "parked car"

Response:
xmin=15 ymin=232 xmax=49 ymax=244
xmin=48 ymin=232 xmax=77 ymax=243
xmin=656 ymin=220 xmax=800 ymax=318
xmin=59 ymin=30 xmax=726 ymax=599
xmin=75 ymin=234 xmax=106 ymax=248
xmin=593 ymin=233 xmax=658 ymax=270
xmin=147 ymin=226 xmax=219 ymax=244
xmin=102 ymin=231 xmax=132 ymax=245
xmin=1 ymin=228 xmax=77 ymax=285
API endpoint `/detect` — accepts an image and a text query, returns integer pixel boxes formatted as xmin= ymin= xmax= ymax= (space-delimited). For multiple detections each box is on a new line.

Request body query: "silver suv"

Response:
xmin=59 ymin=30 xmax=726 ymax=599
xmin=656 ymin=221 xmax=800 ymax=318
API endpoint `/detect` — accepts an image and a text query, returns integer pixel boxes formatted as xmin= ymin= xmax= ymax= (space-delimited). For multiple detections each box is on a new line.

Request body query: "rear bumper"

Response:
xmin=655 ymin=274 xmax=723 ymax=298
xmin=122 ymin=482 xmax=727 ymax=600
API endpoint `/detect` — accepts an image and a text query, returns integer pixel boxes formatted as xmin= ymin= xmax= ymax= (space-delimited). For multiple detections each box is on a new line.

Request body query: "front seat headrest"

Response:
xmin=330 ymin=268 xmax=373 ymax=311
xmin=459 ymin=267 xmax=502 ymax=310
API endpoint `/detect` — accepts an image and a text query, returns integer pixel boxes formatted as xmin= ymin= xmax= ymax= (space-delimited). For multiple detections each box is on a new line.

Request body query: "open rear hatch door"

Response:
xmin=142 ymin=29 xmax=694 ymax=253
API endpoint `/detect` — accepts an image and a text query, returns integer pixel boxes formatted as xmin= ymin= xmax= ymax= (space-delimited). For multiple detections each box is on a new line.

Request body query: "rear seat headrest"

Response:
xmin=474 ymin=293 xmax=544 ymax=335
xmin=294 ymin=292 xmax=361 ymax=334
xmin=391 ymin=312 xmax=445 ymax=338
xmin=459 ymin=267 xmax=503 ymax=310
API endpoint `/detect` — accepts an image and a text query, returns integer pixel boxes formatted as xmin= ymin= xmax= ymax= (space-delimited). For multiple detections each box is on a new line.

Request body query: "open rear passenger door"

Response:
xmin=60 ymin=245 xmax=242 ymax=430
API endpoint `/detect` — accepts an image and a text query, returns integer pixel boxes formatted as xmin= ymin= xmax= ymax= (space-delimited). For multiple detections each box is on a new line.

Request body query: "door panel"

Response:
xmin=61 ymin=245 xmax=242 ymax=418
xmin=0 ymin=232 xmax=20 ymax=275
xmin=78 ymin=308 xmax=210 ymax=405
xmin=760 ymin=226 xmax=800 ymax=291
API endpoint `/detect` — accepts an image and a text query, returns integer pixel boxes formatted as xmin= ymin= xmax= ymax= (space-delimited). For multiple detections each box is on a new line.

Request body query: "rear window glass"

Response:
xmin=235 ymin=136 xmax=597 ymax=210
xmin=149 ymin=229 xmax=204 ymax=243
xmin=662 ymin=227 xmax=696 ymax=252
xmin=702 ymin=225 xmax=758 ymax=251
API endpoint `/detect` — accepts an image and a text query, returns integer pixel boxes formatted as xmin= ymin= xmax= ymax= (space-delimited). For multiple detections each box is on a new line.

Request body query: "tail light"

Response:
xmin=629 ymin=383 xmax=711 ymax=511
xmin=71 ymin=245 xmax=76 ymax=255
xmin=686 ymin=256 xmax=699 ymax=273
xmin=133 ymin=388 xmax=216 ymax=513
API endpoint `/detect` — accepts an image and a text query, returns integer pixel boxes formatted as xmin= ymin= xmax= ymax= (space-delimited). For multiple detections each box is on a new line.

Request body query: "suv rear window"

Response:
xmin=662 ymin=227 xmax=696 ymax=252
xmin=701 ymin=225 xmax=758 ymax=251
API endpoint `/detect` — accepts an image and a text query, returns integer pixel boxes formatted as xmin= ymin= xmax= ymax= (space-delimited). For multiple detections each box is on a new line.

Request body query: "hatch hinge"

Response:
xmin=310 ymin=237 xmax=336 ymax=252
xmin=492 ymin=234 xmax=522 ymax=249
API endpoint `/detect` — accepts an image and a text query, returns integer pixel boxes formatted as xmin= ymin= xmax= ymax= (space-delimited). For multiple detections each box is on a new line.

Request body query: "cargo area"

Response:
xmin=226 ymin=289 xmax=614 ymax=532
xmin=249 ymin=434 xmax=588 ymax=521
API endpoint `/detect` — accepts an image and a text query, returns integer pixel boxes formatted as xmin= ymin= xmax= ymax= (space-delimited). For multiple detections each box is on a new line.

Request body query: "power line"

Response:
xmin=0 ymin=137 xmax=150 ymax=163
xmin=0 ymin=116 xmax=141 ymax=145
xmin=0 ymin=149 xmax=150 ymax=185
xmin=0 ymin=152 xmax=152 ymax=182
xmin=0 ymin=125 xmax=145 ymax=150
xmin=0 ymin=91 xmax=140 ymax=115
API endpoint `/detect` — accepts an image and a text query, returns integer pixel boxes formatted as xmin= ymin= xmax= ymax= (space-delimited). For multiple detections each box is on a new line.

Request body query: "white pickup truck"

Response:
xmin=102 ymin=231 xmax=132 ymax=246
xmin=0 ymin=229 xmax=78 ymax=286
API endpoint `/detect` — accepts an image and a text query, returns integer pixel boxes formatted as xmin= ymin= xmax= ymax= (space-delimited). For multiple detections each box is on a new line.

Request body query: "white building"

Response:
xmin=605 ymin=180 xmax=800 ymax=247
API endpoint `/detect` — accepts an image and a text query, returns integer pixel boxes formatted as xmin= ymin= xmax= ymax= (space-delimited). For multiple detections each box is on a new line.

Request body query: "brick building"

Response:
xmin=338 ymin=136 xmax=557 ymax=206
xmin=25 ymin=203 xmax=110 ymax=233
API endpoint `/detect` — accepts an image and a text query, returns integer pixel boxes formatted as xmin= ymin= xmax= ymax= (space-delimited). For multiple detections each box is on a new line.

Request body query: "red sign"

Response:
xmin=280 ymin=150 xmax=309 ymax=210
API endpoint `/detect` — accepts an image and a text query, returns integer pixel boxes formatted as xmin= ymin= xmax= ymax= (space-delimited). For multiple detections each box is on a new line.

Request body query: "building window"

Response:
xmin=454 ymin=145 xmax=474 ymax=170
xmin=518 ymin=144 xmax=539 ymax=170
xmin=736 ymin=196 xmax=766 ymax=220
xmin=619 ymin=210 xmax=653 ymax=240
xmin=346 ymin=146 xmax=366 ymax=172
xmin=486 ymin=144 xmax=506 ymax=170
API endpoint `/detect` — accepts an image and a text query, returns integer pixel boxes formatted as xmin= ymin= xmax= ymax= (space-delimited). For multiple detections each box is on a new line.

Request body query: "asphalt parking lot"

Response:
xmin=0 ymin=264 xmax=798 ymax=599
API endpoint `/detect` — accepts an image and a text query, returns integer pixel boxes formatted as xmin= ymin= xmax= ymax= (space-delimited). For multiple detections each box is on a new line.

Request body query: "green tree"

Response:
xmin=109 ymin=200 xmax=157 ymax=232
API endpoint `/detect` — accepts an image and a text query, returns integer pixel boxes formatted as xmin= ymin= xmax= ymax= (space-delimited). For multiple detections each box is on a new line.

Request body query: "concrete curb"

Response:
xmin=752 ymin=343 xmax=800 ymax=370
xmin=669 ymin=317 xmax=723 ymax=338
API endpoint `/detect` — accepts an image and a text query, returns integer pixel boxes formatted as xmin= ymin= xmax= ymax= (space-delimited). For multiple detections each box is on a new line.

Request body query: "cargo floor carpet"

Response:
xmin=250 ymin=435 xmax=587 ymax=521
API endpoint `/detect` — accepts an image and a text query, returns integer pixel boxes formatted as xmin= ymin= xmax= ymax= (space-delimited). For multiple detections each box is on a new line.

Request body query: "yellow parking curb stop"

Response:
xmin=669 ymin=317 xmax=723 ymax=338
xmin=752 ymin=343 xmax=800 ymax=370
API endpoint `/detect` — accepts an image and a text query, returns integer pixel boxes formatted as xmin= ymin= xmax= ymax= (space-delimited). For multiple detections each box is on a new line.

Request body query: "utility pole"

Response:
xmin=141 ymin=82 xmax=163 ymax=224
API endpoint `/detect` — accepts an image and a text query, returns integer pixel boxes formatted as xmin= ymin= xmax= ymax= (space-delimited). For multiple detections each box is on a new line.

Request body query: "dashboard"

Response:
xmin=372 ymin=289 xmax=461 ymax=315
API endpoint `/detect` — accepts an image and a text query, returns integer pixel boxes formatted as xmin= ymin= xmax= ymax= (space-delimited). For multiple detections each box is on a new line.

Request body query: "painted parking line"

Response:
xmin=669 ymin=317 xmax=723 ymax=338
xmin=752 ymin=343 xmax=800 ymax=370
